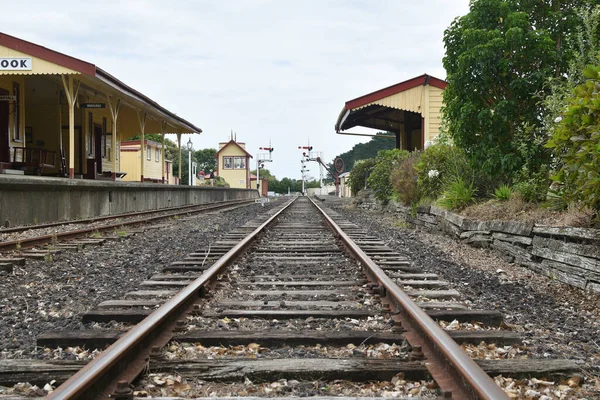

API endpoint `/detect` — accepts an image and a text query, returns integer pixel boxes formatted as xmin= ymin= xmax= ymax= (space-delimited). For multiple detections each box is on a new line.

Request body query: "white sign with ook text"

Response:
xmin=0 ymin=58 xmax=32 ymax=71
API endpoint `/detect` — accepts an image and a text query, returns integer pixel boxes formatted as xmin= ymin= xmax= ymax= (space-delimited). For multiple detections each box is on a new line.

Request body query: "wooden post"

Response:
xmin=177 ymin=133 xmax=182 ymax=184
xmin=61 ymin=75 xmax=80 ymax=179
xmin=161 ymin=121 xmax=166 ymax=184
xmin=107 ymin=95 xmax=121 ymax=181
xmin=137 ymin=111 xmax=147 ymax=182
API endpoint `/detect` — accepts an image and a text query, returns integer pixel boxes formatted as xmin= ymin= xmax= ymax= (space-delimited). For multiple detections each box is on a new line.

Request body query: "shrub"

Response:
xmin=367 ymin=149 xmax=410 ymax=202
xmin=415 ymin=143 xmax=473 ymax=200
xmin=493 ymin=185 xmax=513 ymax=201
xmin=348 ymin=158 xmax=375 ymax=195
xmin=391 ymin=152 xmax=421 ymax=205
xmin=546 ymin=64 xmax=600 ymax=210
xmin=438 ymin=178 xmax=477 ymax=210
xmin=512 ymin=166 xmax=550 ymax=203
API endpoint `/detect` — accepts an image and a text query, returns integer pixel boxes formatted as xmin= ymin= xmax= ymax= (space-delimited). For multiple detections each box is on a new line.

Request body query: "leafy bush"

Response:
xmin=390 ymin=152 xmax=421 ymax=205
xmin=415 ymin=143 xmax=473 ymax=200
xmin=367 ymin=149 xmax=410 ymax=202
xmin=438 ymin=178 xmax=477 ymax=210
xmin=348 ymin=158 xmax=375 ymax=195
xmin=512 ymin=165 xmax=550 ymax=203
xmin=493 ymin=185 xmax=514 ymax=201
xmin=546 ymin=64 xmax=600 ymax=210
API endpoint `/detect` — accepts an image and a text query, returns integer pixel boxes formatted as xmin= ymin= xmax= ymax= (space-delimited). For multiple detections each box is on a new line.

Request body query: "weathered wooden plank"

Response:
xmin=0 ymin=263 xmax=13 ymax=273
xmin=125 ymin=290 xmax=177 ymax=298
xmin=238 ymin=281 xmax=365 ymax=287
xmin=37 ymin=330 xmax=122 ymax=349
xmin=176 ymin=330 xmax=403 ymax=346
xmin=215 ymin=300 xmax=360 ymax=308
xmin=395 ymin=280 xmax=449 ymax=288
xmin=404 ymin=290 xmax=461 ymax=299
xmin=98 ymin=299 xmax=164 ymax=309
xmin=426 ymin=310 xmax=503 ymax=326
xmin=0 ymin=357 xmax=577 ymax=388
xmin=0 ymin=257 xmax=25 ymax=266
xmin=244 ymin=290 xmax=356 ymax=297
xmin=81 ymin=309 xmax=152 ymax=323
xmin=204 ymin=310 xmax=380 ymax=319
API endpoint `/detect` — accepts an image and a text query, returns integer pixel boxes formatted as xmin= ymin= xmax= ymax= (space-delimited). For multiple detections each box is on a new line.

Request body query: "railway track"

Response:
xmin=0 ymin=198 xmax=256 ymax=253
xmin=2 ymin=197 xmax=581 ymax=399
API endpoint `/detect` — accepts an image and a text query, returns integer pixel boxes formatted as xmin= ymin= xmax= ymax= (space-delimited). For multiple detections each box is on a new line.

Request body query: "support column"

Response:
xmin=61 ymin=75 xmax=80 ymax=179
xmin=177 ymin=133 xmax=182 ymax=184
xmin=107 ymin=95 xmax=121 ymax=181
xmin=137 ymin=111 xmax=147 ymax=182
xmin=161 ymin=121 xmax=167 ymax=184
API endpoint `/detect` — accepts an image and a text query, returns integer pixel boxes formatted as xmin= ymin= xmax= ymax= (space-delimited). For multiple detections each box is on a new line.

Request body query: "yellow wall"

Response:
xmin=119 ymin=141 xmax=165 ymax=182
xmin=218 ymin=143 xmax=249 ymax=189
xmin=427 ymin=86 xmax=444 ymax=142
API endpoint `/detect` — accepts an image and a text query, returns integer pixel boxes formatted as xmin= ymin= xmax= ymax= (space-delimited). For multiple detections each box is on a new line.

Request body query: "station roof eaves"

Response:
xmin=0 ymin=32 xmax=202 ymax=134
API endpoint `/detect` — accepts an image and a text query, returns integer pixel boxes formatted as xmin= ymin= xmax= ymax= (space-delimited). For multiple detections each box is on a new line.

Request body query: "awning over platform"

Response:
xmin=335 ymin=74 xmax=447 ymax=150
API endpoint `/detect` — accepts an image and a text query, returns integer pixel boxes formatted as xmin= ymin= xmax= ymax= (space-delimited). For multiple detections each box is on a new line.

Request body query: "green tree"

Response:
xmin=547 ymin=64 xmax=600 ymax=210
xmin=442 ymin=0 xmax=590 ymax=182
xmin=195 ymin=148 xmax=217 ymax=173
xmin=328 ymin=133 xmax=395 ymax=175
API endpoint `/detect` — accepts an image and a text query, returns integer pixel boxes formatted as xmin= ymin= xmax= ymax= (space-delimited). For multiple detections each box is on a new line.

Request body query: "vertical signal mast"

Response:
xmin=256 ymin=143 xmax=274 ymax=197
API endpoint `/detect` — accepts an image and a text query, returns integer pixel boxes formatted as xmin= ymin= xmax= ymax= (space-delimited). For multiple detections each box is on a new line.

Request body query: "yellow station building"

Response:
xmin=215 ymin=139 xmax=252 ymax=189
xmin=0 ymin=32 xmax=201 ymax=182
xmin=335 ymin=74 xmax=446 ymax=150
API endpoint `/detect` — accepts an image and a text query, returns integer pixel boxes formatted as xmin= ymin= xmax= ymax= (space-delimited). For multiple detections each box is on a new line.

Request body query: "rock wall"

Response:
xmin=355 ymin=191 xmax=600 ymax=293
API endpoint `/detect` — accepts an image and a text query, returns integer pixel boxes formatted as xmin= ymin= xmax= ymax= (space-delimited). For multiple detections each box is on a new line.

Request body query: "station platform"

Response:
xmin=0 ymin=175 xmax=258 ymax=227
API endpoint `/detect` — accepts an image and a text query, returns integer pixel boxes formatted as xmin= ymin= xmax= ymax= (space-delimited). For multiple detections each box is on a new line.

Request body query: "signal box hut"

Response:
xmin=215 ymin=139 xmax=252 ymax=189
xmin=0 ymin=32 xmax=200 ymax=181
xmin=335 ymin=74 xmax=446 ymax=150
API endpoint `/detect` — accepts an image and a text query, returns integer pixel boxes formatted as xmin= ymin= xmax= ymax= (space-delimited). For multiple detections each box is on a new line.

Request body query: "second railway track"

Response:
xmin=2 ymin=196 xmax=583 ymax=399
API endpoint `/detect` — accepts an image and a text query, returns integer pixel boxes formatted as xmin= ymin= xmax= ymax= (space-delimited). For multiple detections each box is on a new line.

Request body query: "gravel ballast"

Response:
xmin=0 ymin=201 xmax=280 ymax=359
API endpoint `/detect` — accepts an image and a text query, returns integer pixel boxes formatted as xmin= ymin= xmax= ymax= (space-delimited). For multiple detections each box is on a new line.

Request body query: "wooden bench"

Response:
xmin=11 ymin=147 xmax=56 ymax=175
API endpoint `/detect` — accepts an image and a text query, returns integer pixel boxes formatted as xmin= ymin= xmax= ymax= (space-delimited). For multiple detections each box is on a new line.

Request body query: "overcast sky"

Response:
xmin=4 ymin=0 xmax=469 ymax=180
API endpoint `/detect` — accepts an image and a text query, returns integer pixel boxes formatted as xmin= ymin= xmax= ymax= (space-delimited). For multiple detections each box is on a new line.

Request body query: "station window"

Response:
xmin=146 ymin=145 xmax=151 ymax=161
xmin=155 ymin=147 xmax=159 ymax=162
xmin=223 ymin=156 xmax=233 ymax=169
xmin=234 ymin=156 xmax=246 ymax=169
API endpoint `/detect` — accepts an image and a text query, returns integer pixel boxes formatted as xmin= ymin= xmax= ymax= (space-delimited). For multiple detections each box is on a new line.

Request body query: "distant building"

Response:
xmin=215 ymin=139 xmax=252 ymax=189
xmin=250 ymin=174 xmax=268 ymax=196
xmin=120 ymin=140 xmax=174 ymax=184
xmin=339 ymin=172 xmax=352 ymax=197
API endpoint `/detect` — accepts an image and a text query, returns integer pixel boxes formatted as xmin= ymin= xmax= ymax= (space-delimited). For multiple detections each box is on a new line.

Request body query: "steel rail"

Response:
xmin=310 ymin=197 xmax=508 ymax=400
xmin=48 ymin=197 xmax=296 ymax=399
xmin=0 ymin=199 xmax=255 ymax=252
xmin=0 ymin=198 xmax=253 ymax=234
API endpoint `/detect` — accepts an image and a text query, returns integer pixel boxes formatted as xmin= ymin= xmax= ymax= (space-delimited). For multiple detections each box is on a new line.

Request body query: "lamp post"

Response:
xmin=187 ymin=138 xmax=193 ymax=186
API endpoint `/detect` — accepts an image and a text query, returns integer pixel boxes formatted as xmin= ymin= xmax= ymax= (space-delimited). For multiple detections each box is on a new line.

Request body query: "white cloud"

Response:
xmin=3 ymin=0 xmax=469 ymax=179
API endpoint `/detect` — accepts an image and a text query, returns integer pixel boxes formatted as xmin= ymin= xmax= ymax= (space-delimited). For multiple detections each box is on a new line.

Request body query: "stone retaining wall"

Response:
xmin=356 ymin=192 xmax=600 ymax=293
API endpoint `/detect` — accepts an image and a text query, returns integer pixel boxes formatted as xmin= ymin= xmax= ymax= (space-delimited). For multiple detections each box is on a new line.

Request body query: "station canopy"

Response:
xmin=334 ymin=74 xmax=447 ymax=150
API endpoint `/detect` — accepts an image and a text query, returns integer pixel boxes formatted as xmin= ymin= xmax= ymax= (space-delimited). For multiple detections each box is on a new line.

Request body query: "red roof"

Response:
xmin=344 ymin=74 xmax=447 ymax=111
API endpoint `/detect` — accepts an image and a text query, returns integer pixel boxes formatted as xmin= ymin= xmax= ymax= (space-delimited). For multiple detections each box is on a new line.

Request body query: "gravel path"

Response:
xmin=325 ymin=197 xmax=600 ymax=394
xmin=0 ymin=201 xmax=280 ymax=358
